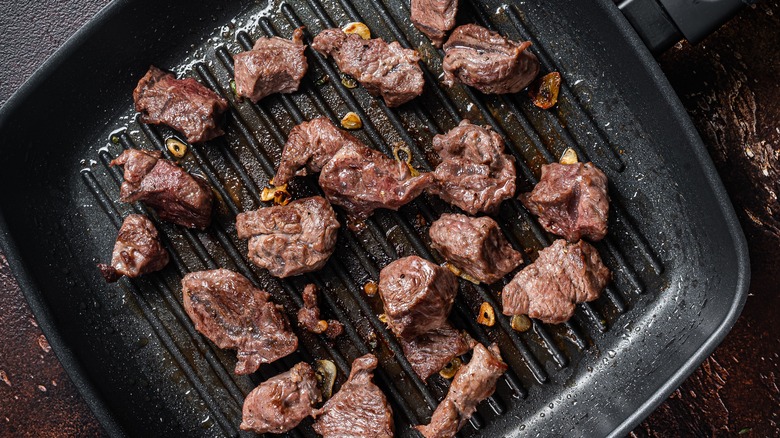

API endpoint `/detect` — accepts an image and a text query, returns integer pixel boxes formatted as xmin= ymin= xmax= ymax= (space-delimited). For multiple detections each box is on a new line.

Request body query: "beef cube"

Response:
xmin=520 ymin=162 xmax=610 ymax=242
xmin=312 ymin=28 xmax=424 ymax=107
xmin=235 ymin=196 xmax=340 ymax=278
xmin=313 ymin=354 xmax=394 ymax=438
xmin=411 ymin=0 xmax=458 ymax=47
xmin=319 ymin=142 xmax=433 ymax=222
xmin=133 ymin=66 xmax=228 ymax=143
xmin=182 ymin=269 xmax=298 ymax=374
xmin=502 ymin=239 xmax=610 ymax=324
xmin=240 ymin=362 xmax=321 ymax=434
xmin=233 ymin=27 xmax=308 ymax=103
xmin=399 ymin=323 xmax=472 ymax=381
xmin=97 ymin=214 xmax=169 ymax=282
xmin=429 ymin=120 xmax=516 ymax=214
xmin=443 ymin=24 xmax=539 ymax=94
xmin=273 ymin=117 xmax=364 ymax=186
xmin=416 ymin=343 xmax=508 ymax=438
xmin=111 ymin=149 xmax=214 ymax=230
xmin=429 ymin=213 xmax=523 ymax=284
xmin=378 ymin=256 xmax=459 ymax=340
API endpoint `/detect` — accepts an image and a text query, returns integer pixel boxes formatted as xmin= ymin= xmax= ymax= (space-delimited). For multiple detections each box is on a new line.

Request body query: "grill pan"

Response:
xmin=0 ymin=0 xmax=749 ymax=436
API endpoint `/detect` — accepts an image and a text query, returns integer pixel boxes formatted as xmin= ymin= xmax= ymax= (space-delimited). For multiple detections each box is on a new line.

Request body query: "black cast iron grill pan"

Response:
xmin=0 ymin=0 xmax=749 ymax=436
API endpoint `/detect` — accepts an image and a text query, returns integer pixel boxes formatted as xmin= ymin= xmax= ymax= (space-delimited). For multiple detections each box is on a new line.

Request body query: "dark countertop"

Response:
xmin=0 ymin=1 xmax=777 ymax=436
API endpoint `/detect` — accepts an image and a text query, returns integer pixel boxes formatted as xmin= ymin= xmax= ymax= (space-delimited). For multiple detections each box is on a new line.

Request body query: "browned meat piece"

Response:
xmin=520 ymin=162 xmax=610 ymax=242
xmin=502 ymin=239 xmax=610 ymax=323
xmin=429 ymin=213 xmax=523 ymax=284
xmin=429 ymin=120 xmax=516 ymax=214
xmin=319 ymin=142 xmax=433 ymax=222
xmin=416 ymin=343 xmax=507 ymax=438
xmin=111 ymin=149 xmax=214 ymax=230
xmin=133 ymin=65 xmax=228 ymax=143
xmin=233 ymin=27 xmax=308 ymax=104
xmin=273 ymin=117 xmax=364 ymax=186
xmin=311 ymin=28 xmax=424 ymax=107
xmin=411 ymin=0 xmax=458 ymax=47
xmin=399 ymin=323 xmax=471 ymax=381
xmin=297 ymin=284 xmax=344 ymax=339
xmin=235 ymin=196 xmax=340 ymax=278
xmin=442 ymin=24 xmax=540 ymax=94
xmin=97 ymin=214 xmax=169 ymax=282
xmin=313 ymin=354 xmax=394 ymax=438
xmin=240 ymin=362 xmax=321 ymax=434
xmin=378 ymin=256 xmax=458 ymax=340
xmin=181 ymin=269 xmax=298 ymax=374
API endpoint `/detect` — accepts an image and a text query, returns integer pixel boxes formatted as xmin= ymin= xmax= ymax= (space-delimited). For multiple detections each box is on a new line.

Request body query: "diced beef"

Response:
xmin=411 ymin=0 xmax=458 ymax=47
xmin=233 ymin=27 xmax=308 ymax=103
xmin=313 ymin=354 xmax=394 ymax=438
xmin=429 ymin=120 xmax=516 ymax=214
xmin=235 ymin=196 xmax=340 ymax=278
xmin=297 ymin=284 xmax=344 ymax=339
xmin=520 ymin=162 xmax=610 ymax=242
xmin=442 ymin=24 xmax=540 ymax=94
xmin=133 ymin=65 xmax=228 ymax=143
xmin=319 ymin=142 xmax=433 ymax=222
xmin=416 ymin=343 xmax=507 ymax=438
xmin=111 ymin=149 xmax=214 ymax=230
xmin=399 ymin=323 xmax=472 ymax=381
xmin=502 ymin=239 xmax=610 ymax=324
xmin=312 ymin=28 xmax=424 ymax=107
xmin=429 ymin=213 xmax=523 ymax=284
xmin=181 ymin=269 xmax=298 ymax=374
xmin=378 ymin=256 xmax=459 ymax=340
xmin=240 ymin=362 xmax=321 ymax=434
xmin=273 ymin=117 xmax=364 ymax=186
xmin=97 ymin=214 xmax=169 ymax=282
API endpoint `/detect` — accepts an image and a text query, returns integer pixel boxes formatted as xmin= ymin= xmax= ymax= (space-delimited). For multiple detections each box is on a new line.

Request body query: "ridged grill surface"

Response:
xmin=78 ymin=0 xmax=665 ymax=436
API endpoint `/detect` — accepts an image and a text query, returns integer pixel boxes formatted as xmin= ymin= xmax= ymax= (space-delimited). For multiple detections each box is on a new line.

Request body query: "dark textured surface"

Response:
xmin=0 ymin=1 xmax=775 ymax=437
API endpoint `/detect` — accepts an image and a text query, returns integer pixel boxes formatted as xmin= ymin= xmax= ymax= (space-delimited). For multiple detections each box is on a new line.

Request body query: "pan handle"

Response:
xmin=616 ymin=0 xmax=750 ymax=54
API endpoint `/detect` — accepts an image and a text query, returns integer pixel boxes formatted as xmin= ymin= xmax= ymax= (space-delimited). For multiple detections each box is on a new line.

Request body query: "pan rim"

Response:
xmin=0 ymin=0 xmax=750 ymax=436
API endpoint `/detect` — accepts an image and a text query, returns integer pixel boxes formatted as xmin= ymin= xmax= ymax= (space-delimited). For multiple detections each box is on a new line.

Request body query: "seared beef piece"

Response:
xmin=182 ymin=269 xmax=298 ymax=374
xmin=311 ymin=28 xmax=424 ymax=107
xmin=411 ymin=0 xmax=458 ymax=47
xmin=97 ymin=214 xmax=169 ymax=282
xmin=319 ymin=143 xmax=433 ymax=222
xmin=399 ymin=323 xmax=471 ymax=381
xmin=417 ymin=343 xmax=507 ymax=438
xmin=313 ymin=354 xmax=394 ymax=438
xmin=429 ymin=120 xmax=516 ymax=214
xmin=240 ymin=362 xmax=321 ymax=434
xmin=111 ymin=149 xmax=214 ymax=230
xmin=274 ymin=117 xmax=364 ymax=186
xmin=520 ymin=162 xmax=610 ymax=242
xmin=233 ymin=27 xmax=308 ymax=104
xmin=502 ymin=239 xmax=610 ymax=323
xmin=133 ymin=65 xmax=228 ymax=143
xmin=297 ymin=284 xmax=344 ymax=339
xmin=429 ymin=213 xmax=523 ymax=284
xmin=442 ymin=24 xmax=540 ymax=94
xmin=235 ymin=196 xmax=340 ymax=278
xmin=379 ymin=256 xmax=459 ymax=340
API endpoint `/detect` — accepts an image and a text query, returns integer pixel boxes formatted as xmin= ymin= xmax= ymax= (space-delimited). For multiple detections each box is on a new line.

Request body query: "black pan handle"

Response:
xmin=616 ymin=0 xmax=749 ymax=54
